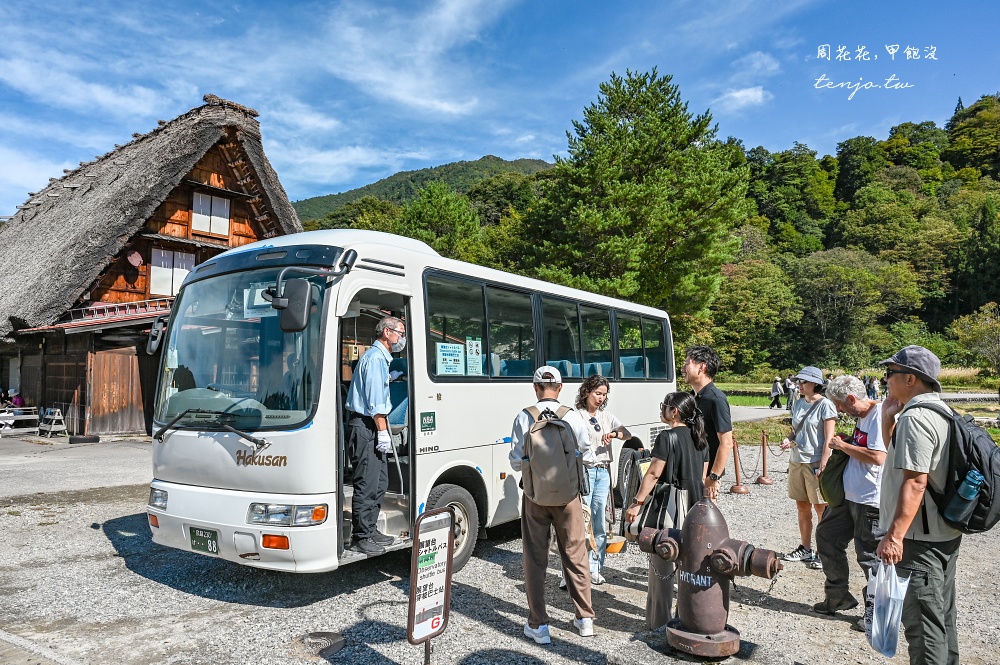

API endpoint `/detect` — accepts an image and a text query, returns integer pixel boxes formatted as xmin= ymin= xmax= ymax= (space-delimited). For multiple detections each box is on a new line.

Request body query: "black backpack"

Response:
xmin=903 ymin=402 xmax=1000 ymax=534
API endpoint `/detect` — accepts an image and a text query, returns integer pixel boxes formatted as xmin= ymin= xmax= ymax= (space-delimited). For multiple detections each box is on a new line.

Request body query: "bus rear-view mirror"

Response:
xmin=146 ymin=314 xmax=168 ymax=354
xmin=280 ymin=279 xmax=312 ymax=333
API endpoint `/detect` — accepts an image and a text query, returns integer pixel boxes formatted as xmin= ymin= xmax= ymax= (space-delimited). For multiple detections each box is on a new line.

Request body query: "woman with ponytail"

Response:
xmin=623 ymin=391 xmax=709 ymax=630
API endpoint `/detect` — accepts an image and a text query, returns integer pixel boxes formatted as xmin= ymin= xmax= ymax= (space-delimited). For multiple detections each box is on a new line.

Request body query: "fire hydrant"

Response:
xmin=637 ymin=498 xmax=783 ymax=658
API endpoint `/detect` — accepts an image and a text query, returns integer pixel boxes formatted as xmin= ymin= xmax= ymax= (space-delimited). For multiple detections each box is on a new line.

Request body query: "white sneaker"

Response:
xmin=574 ymin=617 xmax=595 ymax=637
xmin=558 ymin=575 xmax=567 ymax=590
xmin=591 ymin=572 xmax=606 ymax=585
xmin=524 ymin=623 xmax=551 ymax=644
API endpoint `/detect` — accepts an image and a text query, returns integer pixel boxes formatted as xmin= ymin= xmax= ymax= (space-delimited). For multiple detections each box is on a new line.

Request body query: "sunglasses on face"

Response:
xmin=589 ymin=416 xmax=601 ymax=432
xmin=885 ymin=369 xmax=909 ymax=380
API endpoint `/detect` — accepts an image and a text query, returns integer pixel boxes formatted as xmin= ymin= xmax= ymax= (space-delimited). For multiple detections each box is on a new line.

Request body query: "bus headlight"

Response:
xmin=247 ymin=503 xmax=328 ymax=526
xmin=248 ymin=503 xmax=293 ymax=525
xmin=293 ymin=504 xmax=328 ymax=526
xmin=148 ymin=488 xmax=168 ymax=510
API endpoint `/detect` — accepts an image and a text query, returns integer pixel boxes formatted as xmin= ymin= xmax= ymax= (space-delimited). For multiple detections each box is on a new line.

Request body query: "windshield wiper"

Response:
xmin=154 ymin=408 xmax=271 ymax=452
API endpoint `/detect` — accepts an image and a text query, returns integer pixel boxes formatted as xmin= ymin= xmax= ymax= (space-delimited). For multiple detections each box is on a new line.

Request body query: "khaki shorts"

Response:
xmin=788 ymin=461 xmax=825 ymax=504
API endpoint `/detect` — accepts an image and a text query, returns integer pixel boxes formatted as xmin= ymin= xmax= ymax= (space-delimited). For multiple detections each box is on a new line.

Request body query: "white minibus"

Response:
xmin=146 ymin=229 xmax=675 ymax=572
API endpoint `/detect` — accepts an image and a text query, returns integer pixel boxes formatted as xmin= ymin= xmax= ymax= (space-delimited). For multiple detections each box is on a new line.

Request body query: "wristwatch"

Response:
xmin=708 ymin=472 xmax=720 ymax=482
xmin=634 ymin=496 xmax=646 ymax=505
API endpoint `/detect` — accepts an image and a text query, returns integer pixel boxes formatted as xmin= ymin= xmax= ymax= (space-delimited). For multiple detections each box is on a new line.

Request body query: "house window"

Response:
xmin=150 ymin=249 xmax=195 ymax=296
xmin=192 ymin=192 xmax=231 ymax=236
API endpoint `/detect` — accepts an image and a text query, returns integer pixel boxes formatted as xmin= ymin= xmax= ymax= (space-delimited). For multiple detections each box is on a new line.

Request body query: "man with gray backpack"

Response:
xmin=509 ymin=365 xmax=596 ymax=645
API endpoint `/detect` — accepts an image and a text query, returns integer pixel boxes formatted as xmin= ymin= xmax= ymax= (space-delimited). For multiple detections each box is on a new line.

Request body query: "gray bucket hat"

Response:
xmin=793 ymin=366 xmax=825 ymax=386
xmin=879 ymin=345 xmax=942 ymax=392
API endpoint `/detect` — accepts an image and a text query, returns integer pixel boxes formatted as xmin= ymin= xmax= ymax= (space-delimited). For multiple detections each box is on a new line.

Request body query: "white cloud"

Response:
xmin=319 ymin=0 xmax=512 ymax=114
xmin=266 ymin=141 xmax=432 ymax=189
xmin=0 ymin=56 xmax=161 ymax=118
xmin=731 ymin=51 xmax=781 ymax=80
xmin=0 ymin=146 xmax=75 ymax=214
xmin=712 ymin=86 xmax=773 ymax=113
xmin=265 ymin=99 xmax=343 ymax=136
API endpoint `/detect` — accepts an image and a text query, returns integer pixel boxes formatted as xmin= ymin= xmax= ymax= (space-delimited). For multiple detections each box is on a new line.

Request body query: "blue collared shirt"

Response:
xmin=345 ymin=340 xmax=392 ymax=417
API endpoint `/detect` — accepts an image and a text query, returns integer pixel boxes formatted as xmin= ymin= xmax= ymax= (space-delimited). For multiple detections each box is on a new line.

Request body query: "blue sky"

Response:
xmin=1 ymin=0 xmax=997 ymax=216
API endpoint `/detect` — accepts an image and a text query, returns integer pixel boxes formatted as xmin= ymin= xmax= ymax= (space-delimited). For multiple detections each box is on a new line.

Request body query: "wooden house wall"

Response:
xmin=90 ymin=347 xmax=145 ymax=435
xmin=87 ymin=142 xmax=266 ymax=305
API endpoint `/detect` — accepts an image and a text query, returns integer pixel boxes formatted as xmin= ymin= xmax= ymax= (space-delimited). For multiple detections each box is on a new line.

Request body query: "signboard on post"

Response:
xmin=407 ymin=507 xmax=455 ymax=652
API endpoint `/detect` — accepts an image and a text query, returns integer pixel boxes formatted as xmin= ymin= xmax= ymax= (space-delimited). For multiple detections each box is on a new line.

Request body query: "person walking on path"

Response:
xmin=770 ymin=376 xmax=785 ymax=409
xmin=779 ymin=366 xmax=837 ymax=568
xmin=786 ymin=374 xmax=798 ymax=410
xmin=681 ymin=346 xmax=732 ymax=500
xmin=813 ymin=374 xmax=886 ymax=631
xmin=509 ymin=366 xmax=596 ymax=645
xmin=876 ymin=346 xmax=961 ymax=665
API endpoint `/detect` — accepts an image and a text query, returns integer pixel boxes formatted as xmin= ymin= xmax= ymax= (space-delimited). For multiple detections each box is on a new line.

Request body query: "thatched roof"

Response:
xmin=0 ymin=95 xmax=302 ymax=343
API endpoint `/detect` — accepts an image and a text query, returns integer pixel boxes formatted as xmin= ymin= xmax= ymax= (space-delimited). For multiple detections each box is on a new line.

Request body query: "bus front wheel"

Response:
xmin=426 ymin=483 xmax=479 ymax=572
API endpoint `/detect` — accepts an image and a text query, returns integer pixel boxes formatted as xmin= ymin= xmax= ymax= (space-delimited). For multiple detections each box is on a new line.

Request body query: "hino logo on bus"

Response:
xmin=235 ymin=450 xmax=288 ymax=467
xmin=418 ymin=445 xmax=440 ymax=453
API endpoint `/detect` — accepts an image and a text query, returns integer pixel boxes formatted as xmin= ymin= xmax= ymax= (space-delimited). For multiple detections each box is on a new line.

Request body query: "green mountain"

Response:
xmin=292 ymin=155 xmax=552 ymax=222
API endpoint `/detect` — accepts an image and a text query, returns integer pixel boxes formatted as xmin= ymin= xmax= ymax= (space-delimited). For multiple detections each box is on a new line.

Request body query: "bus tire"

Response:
xmin=615 ymin=448 xmax=640 ymax=509
xmin=426 ymin=483 xmax=479 ymax=572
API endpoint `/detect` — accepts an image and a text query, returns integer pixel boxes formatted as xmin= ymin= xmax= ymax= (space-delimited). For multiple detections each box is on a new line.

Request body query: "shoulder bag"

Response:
xmin=631 ymin=429 xmax=691 ymax=534
xmin=818 ymin=448 xmax=850 ymax=507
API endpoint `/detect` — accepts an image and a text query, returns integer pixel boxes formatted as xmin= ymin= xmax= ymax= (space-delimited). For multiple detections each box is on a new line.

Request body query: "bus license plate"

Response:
xmin=190 ymin=527 xmax=220 ymax=555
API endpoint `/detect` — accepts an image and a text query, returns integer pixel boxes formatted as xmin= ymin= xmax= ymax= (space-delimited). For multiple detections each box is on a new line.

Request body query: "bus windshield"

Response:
xmin=153 ymin=267 xmax=327 ymax=431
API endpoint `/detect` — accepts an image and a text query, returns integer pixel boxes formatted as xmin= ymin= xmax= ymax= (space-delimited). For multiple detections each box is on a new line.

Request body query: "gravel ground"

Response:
xmin=0 ymin=443 xmax=998 ymax=665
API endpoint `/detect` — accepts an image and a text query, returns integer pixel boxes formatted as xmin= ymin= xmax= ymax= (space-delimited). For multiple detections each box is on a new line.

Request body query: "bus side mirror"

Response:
xmin=279 ymin=279 xmax=312 ymax=333
xmin=146 ymin=314 xmax=168 ymax=354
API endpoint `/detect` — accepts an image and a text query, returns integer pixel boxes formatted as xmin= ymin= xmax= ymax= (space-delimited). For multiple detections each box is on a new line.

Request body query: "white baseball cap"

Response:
xmin=532 ymin=365 xmax=562 ymax=384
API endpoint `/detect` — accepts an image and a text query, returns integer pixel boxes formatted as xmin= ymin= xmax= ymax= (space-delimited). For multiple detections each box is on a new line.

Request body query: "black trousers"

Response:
xmin=769 ymin=395 xmax=783 ymax=408
xmin=815 ymin=499 xmax=880 ymax=605
xmin=347 ymin=414 xmax=388 ymax=540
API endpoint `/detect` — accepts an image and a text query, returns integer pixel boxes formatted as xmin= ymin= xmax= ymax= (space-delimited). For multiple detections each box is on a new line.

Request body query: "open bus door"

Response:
xmin=336 ymin=291 xmax=414 ymax=563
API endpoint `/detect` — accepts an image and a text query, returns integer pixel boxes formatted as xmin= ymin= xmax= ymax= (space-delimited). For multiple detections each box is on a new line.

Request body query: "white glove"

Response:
xmin=376 ymin=430 xmax=393 ymax=454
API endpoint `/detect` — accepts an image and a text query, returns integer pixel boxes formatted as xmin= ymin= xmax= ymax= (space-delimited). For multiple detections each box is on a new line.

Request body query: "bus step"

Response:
xmin=340 ymin=537 xmax=413 ymax=565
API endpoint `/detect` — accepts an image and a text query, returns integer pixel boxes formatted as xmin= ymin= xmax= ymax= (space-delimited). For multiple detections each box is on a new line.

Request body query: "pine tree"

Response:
xmin=523 ymin=69 xmax=750 ymax=325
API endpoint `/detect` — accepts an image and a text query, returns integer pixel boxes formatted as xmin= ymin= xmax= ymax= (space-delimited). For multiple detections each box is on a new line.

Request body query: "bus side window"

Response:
xmin=486 ymin=286 xmax=534 ymax=378
xmin=643 ymin=317 xmax=670 ymax=379
xmin=540 ymin=297 xmax=581 ymax=378
xmin=425 ymin=276 xmax=487 ymax=379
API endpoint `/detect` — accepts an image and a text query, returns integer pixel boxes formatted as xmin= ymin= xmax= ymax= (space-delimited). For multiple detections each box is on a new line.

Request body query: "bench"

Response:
xmin=0 ymin=407 xmax=39 ymax=437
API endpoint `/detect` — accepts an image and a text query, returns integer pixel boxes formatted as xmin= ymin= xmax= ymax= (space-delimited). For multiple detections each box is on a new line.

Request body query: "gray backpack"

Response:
xmin=520 ymin=405 xmax=585 ymax=506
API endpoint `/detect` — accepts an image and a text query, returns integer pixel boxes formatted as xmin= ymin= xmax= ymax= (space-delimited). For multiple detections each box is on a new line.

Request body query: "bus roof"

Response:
xmin=223 ymin=229 xmax=669 ymax=319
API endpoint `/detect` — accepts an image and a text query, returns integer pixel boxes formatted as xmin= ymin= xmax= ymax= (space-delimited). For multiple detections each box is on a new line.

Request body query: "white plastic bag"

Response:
xmin=865 ymin=561 xmax=911 ymax=657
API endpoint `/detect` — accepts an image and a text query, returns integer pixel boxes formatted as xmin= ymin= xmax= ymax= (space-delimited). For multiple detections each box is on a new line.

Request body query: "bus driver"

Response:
xmin=345 ymin=315 xmax=407 ymax=555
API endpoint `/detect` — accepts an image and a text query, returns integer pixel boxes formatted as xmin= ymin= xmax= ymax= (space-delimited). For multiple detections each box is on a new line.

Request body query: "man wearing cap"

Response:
xmin=875 ymin=345 xmax=961 ymax=665
xmin=509 ymin=366 xmax=595 ymax=645
xmin=681 ymin=346 xmax=733 ymax=500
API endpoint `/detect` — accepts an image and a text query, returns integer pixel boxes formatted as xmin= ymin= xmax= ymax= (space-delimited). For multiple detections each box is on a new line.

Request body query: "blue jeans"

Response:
xmin=583 ymin=466 xmax=611 ymax=575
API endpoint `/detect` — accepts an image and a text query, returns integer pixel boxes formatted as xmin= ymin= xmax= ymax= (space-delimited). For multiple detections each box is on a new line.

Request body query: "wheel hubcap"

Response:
xmin=448 ymin=501 xmax=469 ymax=551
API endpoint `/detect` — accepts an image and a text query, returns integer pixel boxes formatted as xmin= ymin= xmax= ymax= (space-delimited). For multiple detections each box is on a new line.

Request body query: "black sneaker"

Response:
xmin=812 ymin=596 xmax=859 ymax=615
xmin=781 ymin=545 xmax=813 ymax=562
xmin=352 ymin=537 xmax=385 ymax=555
xmin=370 ymin=531 xmax=394 ymax=546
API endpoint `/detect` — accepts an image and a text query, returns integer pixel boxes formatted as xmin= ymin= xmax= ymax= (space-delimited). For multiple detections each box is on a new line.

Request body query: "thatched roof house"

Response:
xmin=0 ymin=95 xmax=302 ymax=435
xmin=0 ymin=94 xmax=301 ymax=343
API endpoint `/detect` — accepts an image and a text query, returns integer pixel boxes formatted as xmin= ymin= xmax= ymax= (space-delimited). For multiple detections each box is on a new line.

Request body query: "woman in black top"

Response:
xmin=623 ymin=391 xmax=710 ymax=630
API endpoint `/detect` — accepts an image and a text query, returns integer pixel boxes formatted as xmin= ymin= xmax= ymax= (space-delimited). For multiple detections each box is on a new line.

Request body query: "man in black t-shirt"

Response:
xmin=680 ymin=346 xmax=733 ymax=500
